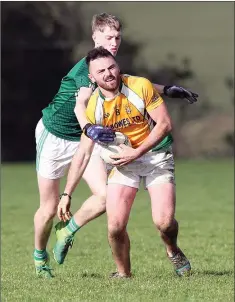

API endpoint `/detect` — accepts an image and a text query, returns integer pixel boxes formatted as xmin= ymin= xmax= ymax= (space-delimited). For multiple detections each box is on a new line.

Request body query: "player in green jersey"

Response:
xmin=34 ymin=13 xmax=198 ymax=278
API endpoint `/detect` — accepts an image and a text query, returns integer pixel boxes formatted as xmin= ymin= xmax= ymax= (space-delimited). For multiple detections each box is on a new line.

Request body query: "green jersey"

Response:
xmin=42 ymin=57 xmax=92 ymax=141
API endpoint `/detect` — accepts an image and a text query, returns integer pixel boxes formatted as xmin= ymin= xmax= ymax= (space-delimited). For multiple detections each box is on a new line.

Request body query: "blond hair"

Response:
xmin=91 ymin=13 xmax=122 ymax=33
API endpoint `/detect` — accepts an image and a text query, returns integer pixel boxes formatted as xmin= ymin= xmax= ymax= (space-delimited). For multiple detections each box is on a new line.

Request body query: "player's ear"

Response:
xmin=92 ymin=31 xmax=101 ymax=47
xmin=88 ymin=73 xmax=95 ymax=83
xmin=92 ymin=32 xmax=99 ymax=45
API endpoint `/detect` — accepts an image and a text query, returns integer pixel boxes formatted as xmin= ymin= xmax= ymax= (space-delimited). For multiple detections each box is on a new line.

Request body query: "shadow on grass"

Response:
xmin=81 ymin=272 xmax=103 ymax=279
xmin=194 ymin=270 xmax=234 ymax=277
xmin=152 ymin=269 xmax=234 ymax=279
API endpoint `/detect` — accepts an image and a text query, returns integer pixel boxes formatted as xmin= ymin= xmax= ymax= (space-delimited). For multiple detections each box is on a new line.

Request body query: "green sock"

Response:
xmin=34 ymin=249 xmax=47 ymax=261
xmin=65 ymin=217 xmax=80 ymax=235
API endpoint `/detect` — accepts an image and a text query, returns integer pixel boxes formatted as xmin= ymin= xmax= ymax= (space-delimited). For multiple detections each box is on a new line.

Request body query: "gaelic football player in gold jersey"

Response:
xmin=56 ymin=47 xmax=191 ymax=278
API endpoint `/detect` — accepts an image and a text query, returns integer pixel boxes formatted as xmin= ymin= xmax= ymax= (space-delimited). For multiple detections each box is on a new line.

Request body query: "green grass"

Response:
xmin=1 ymin=160 xmax=234 ymax=301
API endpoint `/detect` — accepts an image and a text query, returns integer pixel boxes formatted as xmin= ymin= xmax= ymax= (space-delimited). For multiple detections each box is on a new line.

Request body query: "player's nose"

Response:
xmin=105 ymin=69 xmax=112 ymax=77
xmin=111 ymin=38 xmax=118 ymax=47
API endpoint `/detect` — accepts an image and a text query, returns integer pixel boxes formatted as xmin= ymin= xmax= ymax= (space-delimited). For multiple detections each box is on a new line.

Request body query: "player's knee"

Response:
xmin=99 ymin=195 xmax=106 ymax=210
xmin=154 ymin=217 xmax=174 ymax=233
xmin=93 ymin=193 xmax=106 ymax=211
xmin=108 ymin=221 xmax=126 ymax=238
xmin=39 ymin=202 xmax=57 ymax=221
xmin=89 ymin=178 xmax=107 ymax=197
xmin=94 ymin=188 xmax=107 ymax=200
xmin=43 ymin=207 xmax=57 ymax=221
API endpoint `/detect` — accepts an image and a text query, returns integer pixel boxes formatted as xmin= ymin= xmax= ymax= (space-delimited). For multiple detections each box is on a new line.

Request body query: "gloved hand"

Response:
xmin=164 ymin=85 xmax=198 ymax=104
xmin=83 ymin=123 xmax=115 ymax=143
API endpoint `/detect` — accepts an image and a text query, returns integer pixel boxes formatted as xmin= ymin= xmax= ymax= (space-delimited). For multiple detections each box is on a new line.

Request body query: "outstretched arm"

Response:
xmin=153 ymin=83 xmax=198 ymax=104
xmin=64 ymin=135 xmax=94 ymax=196
xmin=57 ymin=135 xmax=94 ymax=221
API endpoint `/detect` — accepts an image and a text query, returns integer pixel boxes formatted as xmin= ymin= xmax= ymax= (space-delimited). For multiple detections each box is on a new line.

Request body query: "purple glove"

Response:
xmin=83 ymin=123 xmax=115 ymax=143
xmin=164 ymin=85 xmax=198 ymax=104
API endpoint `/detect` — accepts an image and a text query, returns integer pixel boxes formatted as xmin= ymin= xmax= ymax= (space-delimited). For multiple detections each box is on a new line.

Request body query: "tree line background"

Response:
xmin=2 ymin=2 xmax=234 ymax=161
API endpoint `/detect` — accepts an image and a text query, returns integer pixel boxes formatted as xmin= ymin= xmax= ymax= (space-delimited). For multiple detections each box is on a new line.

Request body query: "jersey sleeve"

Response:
xmin=142 ymin=79 xmax=164 ymax=112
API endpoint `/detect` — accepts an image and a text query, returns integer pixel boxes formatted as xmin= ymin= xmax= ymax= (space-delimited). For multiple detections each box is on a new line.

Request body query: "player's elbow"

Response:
xmin=167 ymin=118 xmax=173 ymax=133
xmin=161 ymin=117 xmax=173 ymax=134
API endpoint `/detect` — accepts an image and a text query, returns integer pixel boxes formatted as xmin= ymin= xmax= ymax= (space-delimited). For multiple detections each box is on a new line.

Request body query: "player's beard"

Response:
xmin=98 ymin=76 xmax=120 ymax=92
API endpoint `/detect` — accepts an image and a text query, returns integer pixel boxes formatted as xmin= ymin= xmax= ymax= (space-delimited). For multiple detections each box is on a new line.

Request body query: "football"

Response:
xmin=99 ymin=132 xmax=131 ymax=164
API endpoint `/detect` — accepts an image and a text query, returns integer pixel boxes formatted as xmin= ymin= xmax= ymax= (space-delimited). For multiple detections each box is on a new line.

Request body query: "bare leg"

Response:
xmin=148 ymin=183 xmax=178 ymax=256
xmin=106 ymin=184 xmax=137 ymax=276
xmin=52 ymin=155 xmax=108 ymax=265
xmin=72 ymin=155 xmax=107 ymax=227
xmin=34 ymin=174 xmax=60 ymax=250
xmin=148 ymin=182 xmax=191 ymax=275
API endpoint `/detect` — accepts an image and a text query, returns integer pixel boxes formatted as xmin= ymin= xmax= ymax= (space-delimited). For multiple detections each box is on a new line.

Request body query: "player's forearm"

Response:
xmin=135 ymin=120 xmax=172 ymax=157
xmin=64 ymin=139 xmax=94 ymax=196
xmin=152 ymin=84 xmax=165 ymax=95
xmin=64 ymin=152 xmax=91 ymax=196
xmin=74 ymin=102 xmax=90 ymax=129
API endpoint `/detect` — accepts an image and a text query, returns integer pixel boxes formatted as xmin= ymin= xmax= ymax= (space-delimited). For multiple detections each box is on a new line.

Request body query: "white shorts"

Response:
xmin=35 ymin=119 xmax=100 ymax=179
xmin=107 ymin=147 xmax=175 ymax=189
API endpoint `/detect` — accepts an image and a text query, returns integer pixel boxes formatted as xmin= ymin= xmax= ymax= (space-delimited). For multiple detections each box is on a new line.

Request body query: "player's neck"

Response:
xmin=99 ymin=87 xmax=119 ymax=99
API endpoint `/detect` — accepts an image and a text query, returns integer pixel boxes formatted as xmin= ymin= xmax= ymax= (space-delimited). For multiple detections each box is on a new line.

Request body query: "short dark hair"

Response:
xmin=86 ymin=47 xmax=115 ymax=66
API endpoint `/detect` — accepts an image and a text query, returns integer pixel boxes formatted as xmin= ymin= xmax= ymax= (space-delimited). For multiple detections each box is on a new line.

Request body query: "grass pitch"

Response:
xmin=1 ymin=160 xmax=234 ymax=301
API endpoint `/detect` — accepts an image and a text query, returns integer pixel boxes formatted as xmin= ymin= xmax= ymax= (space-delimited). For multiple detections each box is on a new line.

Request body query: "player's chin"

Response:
xmin=106 ymin=81 xmax=118 ymax=89
xmin=109 ymin=49 xmax=118 ymax=56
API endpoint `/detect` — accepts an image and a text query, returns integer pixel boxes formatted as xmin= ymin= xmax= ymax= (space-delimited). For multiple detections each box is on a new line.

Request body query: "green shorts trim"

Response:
xmin=36 ymin=128 xmax=49 ymax=171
